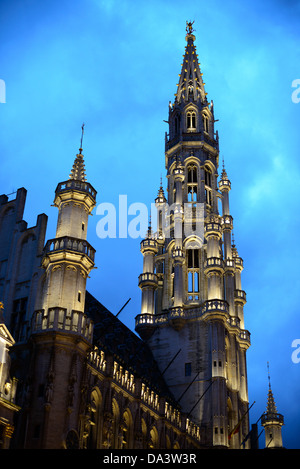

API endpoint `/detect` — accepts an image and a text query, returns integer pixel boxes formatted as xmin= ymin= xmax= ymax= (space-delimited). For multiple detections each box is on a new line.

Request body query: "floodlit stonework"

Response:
xmin=0 ymin=23 xmax=284 ymax=450
xmin=135 ymin=23 xmax=250 ymax=448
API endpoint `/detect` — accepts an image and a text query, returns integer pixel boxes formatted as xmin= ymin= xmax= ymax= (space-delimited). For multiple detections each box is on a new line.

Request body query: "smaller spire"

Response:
xmin=265 ymin=362 xmax=278 ymax=414
xmin=147 ymin=214 xmax=153 ymax=239
xmin=69 ymin=123 xmax=87 ymax=182
xmin=156 ymin=177 xmax=167 ymax=203
xmin=221 ymin=156 xmax=228 ymax=180
xmin=261 ymin=362 xmax=284 ymax=448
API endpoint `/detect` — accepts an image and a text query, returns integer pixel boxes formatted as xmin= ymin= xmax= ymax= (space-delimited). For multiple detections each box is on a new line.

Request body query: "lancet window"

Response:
xmin=174 ymin=114 xmax=180 ymax=135
xmin=203 ymin=113 xmax=209 ymax=133
xmin=187 ymin=165 xmax=198 ymax=203
xmin=204 ymin=166 xmax=212 ymax=206
xmin=187 ymin=249 xmax=200 ymax=301
xmin=186 ymin=110 xmax=196 ymax=130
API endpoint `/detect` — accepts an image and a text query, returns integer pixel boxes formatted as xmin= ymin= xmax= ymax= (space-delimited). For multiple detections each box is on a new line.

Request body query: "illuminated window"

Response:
xmin=187 ymin=249 xmax=200 ymax=301
xmin=171 ymin=264 xmax=175 ymax=298
xmin=186 ymin=110 xmax=196 ymax=130
xmin=187 ymin=165 xmax=197 ymax=202
xmin=205 ymin=189 xmax=212 ymax=205
xmin=204 ymin=166 xmax=212 ymax=206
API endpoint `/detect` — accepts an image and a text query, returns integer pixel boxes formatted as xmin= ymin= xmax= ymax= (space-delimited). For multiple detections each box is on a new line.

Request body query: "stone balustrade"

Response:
xmin=140 ymin=238 xmax=158 ymax=253
xmin=234 ymin=289 xmax=247 ymax=303
xmin=32 ymin=308 xmax=93 ymax=342
xmin=204 ymin=257 xmax=223 ymax=272
xmin=56 ymin=179 xmax=96 ymax=201
xmin=220 ymin=215 xmax=233 ymax=230
xmin=218 ymin=178 xmax=231 ymax=191
xmin=44 ymin=236 xmax=96 ymax=262
xmin=202 ymin=299 xmax=229 ymax=315
xmin=261 ymin=412 xmax=284 ymax=425
xmin=165 ymin=131 xmax=218 ymax=152
xmin=138 ymin=272 xmax=158 ymax=287
xmin=204 ymin=221 xmax=222 ymax=238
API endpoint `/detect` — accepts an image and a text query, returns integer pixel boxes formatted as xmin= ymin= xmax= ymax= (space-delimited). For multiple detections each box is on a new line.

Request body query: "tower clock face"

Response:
xmin=65 ymin=429 xmax=79 ymax=449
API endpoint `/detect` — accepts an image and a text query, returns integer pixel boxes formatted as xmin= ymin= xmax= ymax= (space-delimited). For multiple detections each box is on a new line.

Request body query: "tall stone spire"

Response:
xmin=136 ymin=22 xmax=250 ymax=448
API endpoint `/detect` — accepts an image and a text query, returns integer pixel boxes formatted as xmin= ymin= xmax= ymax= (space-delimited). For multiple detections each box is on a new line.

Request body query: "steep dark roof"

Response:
xmin=85 ymin=291 xmax=178 ymax=405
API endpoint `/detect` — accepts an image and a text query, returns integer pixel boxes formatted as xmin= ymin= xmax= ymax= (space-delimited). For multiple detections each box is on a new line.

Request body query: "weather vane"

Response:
xmin=186 ymin=21 xmax=195 ymax=34
xmin=267 ymin=361 xmax=271 ymax=388
xmin=80 ymin=123 xmax=85 ymax=152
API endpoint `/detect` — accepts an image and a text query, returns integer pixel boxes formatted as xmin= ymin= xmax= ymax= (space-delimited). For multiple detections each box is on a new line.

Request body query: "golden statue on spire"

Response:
xmin=186 ymin=21 xmax=195 ymax=34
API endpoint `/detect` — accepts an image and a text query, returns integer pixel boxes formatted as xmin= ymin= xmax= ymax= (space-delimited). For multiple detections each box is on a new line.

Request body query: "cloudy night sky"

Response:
xmin=1 ymin=0 xmax=300 ymax=449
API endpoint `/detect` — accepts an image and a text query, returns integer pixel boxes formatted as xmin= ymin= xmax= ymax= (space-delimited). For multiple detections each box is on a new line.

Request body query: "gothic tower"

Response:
xmin=23 ymin=130 xmax=97 ymax=448
xmin=261 ymin=366 xmax=284 ymax=448
xmin=135 ymin=22 xmax=251 ymax=448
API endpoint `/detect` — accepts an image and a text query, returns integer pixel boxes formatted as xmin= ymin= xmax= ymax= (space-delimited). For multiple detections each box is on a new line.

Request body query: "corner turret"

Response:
xmin=261 ymin=364 xmax=284 ymax=448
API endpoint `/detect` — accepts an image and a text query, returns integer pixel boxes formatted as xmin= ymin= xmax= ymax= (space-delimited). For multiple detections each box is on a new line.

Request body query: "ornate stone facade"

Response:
xmin=0 ymin=23 xmax=283 ymax=450
xmin=136 ymin=23 xmax=250 ymax=448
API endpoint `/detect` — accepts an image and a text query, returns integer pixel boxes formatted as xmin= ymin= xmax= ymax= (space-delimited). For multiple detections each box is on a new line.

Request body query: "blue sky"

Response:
xmin=1 ymin=0 xmax=300 ymax=449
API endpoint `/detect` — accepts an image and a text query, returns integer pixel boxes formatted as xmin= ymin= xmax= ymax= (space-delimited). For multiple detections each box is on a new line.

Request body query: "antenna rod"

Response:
xmin=115 ymin=298 xmax=131 ymax=317
xmin=187 ymin=380 xmax=213 ymax=418
xmin=177 ymin=372 xmax=200 ymax=403
xmin=161 ymin=349 xmax=182 ymax=375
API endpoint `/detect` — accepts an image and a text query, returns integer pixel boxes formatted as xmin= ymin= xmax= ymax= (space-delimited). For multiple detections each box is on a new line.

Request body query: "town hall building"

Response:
xmin=0 ymin=22 xmax=284 ymax=450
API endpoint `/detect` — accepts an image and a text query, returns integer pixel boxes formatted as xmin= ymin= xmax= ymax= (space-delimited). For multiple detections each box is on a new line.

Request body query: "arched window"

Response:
xmin=187 ymin=249 xmax=200 ymax=302
xmin=174 ymin=114 xmax=180 ymax=134
xmin=203 ymin=113 xmax=209 ymax=133
xmin=204 ymin=166 xmax=212 ymax=206
xmin=87 ymin=390 xmax=101 ymax=449
xmin=187 ymin=165 xmax=197 ymax=203
xmin=112 ymin=399 xmax=120 ymax=448
xmin=171 ymin=263 xmax=175 ymax=298
xmin=149 ymin=427 xmax=159 ymax=449
xmin=120 ymin=410 xmax=133 ymax=449
xmin=186 ymin=110 xmax=196 ymax=130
